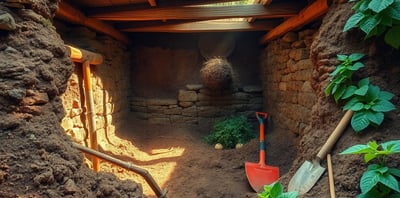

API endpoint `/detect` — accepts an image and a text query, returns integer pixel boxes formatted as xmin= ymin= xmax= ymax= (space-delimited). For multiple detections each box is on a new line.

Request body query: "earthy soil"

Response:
xmin=98 ymin=117 xmax=298 ymax=198
xmin=1 ymin=1 xmax=400 ymax=198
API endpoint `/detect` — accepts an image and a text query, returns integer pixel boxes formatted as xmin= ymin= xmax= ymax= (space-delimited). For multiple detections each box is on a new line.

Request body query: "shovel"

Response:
xmin=288 ymin=110 xmax=353 ymax=195
xmin=245 ymin=112 xmax=279 ymax=192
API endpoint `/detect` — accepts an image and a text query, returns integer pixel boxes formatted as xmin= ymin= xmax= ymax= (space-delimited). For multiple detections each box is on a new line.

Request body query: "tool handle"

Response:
xmin=256 ymin=112 xmax=268 ymax=165
xmin=327 ymin=154 xmax=336 ymax=198
xmin=316 ymin=110 xmax=353 ymax=161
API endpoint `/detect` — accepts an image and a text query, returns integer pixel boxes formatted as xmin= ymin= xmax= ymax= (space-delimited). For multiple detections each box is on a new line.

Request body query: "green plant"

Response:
xmin=340 ymin=140 xmax=400 ymax=197
xmin=258 ymin=182 xmax=298 ymax=198
xmin=324 ymin=53 xmax=365 ymax=103
xmin=343 ymin=0 xmax=400 ymax=49
xmin=342 ymin=78 xmax=396 ymax=131
xmin=204 ymin=115 xmax=255 ymax=149
xmin=325 ymin=53 xmax=396 ymax=132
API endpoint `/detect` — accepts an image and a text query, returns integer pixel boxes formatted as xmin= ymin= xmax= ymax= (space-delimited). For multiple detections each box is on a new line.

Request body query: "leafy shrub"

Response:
xmin=340 ymin=140 xmax=400 ymax=197
xmin=325 ymin=53 xmax=396 ymax=132
xmin=258 ymin=182 xmax=298 ymax=198
xmin=343 ymin=0 xmax=400 ymax=48
xmin=204 ymin=115 xmax=255 ymax=149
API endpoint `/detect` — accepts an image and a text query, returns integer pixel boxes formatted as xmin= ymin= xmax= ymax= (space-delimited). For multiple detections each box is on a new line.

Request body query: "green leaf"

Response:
xmin=349 ymin=62 xmax=365 ymax=70
xmin=365 ymin=153 xmax=377 ymax=163
xmin=366 ymin=111 xmax=384 ymax=125
xmin=330 ymin=65 xmax=345 ymax=77
xmin=368 ymin=141 xmax=379 ymax=150
xmin=344 ymin=12 xmax=366 ymax=31
xmin=325 ymin=82 xmax=335 ymax=96
xmin=334 ymin=85 xmax=347 ymax=102
xmin=355 ymin=85 xmax=370 ymax=96
xmin=358 ymin=78 xmax=370 ymax=87
xmin=389 ymin=168 xmax=400 ymax=177
xmin=384 ymin=25 xmax=400 ymax=48
xmin=360 ymin=170 xmax=380 ymax=193
xmin=340 ymin=144 xmax=372 ymax=154
xmin=352 ymin=111 xmax=370 ymax=132
xmin=365 ymin=85 xmax=380 ymax=101
xmin=382 ymin=140 xmax=400 ymax=153
xmin=344 ymin=97 xmax=361 ymax=110
xmin=337 ymin=54 xmax=348 ymax=61
xmin=379 ymin=91 xmax=395 ymax=100
xmin=351 ymin=102 xmax=365 ymax=111
xmin=270 ymin=182 xmax=283 ymax=197
xmin=349 ymin=53 xmax=366 ymax=61
xmin=360 ymin=15 xmax=382 ymax=34
xmin=342 ymin=85 xmax=357 ymax=99
xmin=368 ymin=0 xmax=394 ymax=13
xmin=378 ymin=173 xmax=400 ymax=192
xmin=387 ymin=3 xmax=400 ymax=20
xmin=371 ymin=100 xmax=396 ymax=112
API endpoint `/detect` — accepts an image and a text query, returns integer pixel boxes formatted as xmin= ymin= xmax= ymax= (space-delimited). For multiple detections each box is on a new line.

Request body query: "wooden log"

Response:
xmin=260 ymin=0 xmax=329 ymax=43
xmin=56 ymin=1 xmax=131 ymax=45
xmin=65 ymin=45 xmax=103 ymax=65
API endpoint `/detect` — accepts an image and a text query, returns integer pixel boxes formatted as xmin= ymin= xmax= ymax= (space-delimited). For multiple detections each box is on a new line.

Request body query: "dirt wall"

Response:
xmin=0 ymin=1 xmax=145 ymax=197
xmin=277 ymin=2 xmax=400 ymax=197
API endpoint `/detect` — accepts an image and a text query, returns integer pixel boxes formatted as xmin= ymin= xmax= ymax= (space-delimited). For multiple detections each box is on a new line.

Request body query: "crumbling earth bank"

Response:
xmin=0 ymin=1 xmax=145 ymax=197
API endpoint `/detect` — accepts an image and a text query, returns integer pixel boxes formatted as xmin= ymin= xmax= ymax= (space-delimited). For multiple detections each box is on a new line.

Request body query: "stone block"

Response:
xmin=298 ymin=93 xmax=317 ymax=108
xmin=179 ymin=101 xmax=194 ymax=108
xmin=61 ymin=118 xmax=74 ymax=130
xmin=289 ymin=48 xmax=309 ymax=61
xmin=182 ymin=106 xmax=197 ymax=116
xmin=146 ymin=98 xmax=177 ymax=106
xmin=301 ymin=81 xmax=314 ymax=93
xmin=130 ymin=105 xmax=147 ymax=113
xmin=281 ymin=32 xmax=298 ymax=43
xmin=178 ymin=90 xmax=197 ymax=102
xmin=164 ymin=107 xmax=182 ymax=115
xmin=147 ymin=105 xmax=166 ymax=114
xmin=149 ymin=117 xmax=170 ymax=124
xmin=186 ymin=84 xmax=203 ymax=91
xmin=242 ymin=85 xmax=263 ymax=93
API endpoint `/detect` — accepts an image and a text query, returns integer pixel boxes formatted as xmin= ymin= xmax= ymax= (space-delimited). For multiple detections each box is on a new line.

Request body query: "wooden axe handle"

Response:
xmin=316 ymin=110 xmax=353 ymax=161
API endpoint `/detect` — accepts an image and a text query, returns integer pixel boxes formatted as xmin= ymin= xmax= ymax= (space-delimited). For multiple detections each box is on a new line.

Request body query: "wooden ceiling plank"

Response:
xmin=247 ymin=0 xmax=272 ymax=22
xmin=87 ymin=2 xmax=302 ymax=21
xmin=56 ymin=1 xmax=131 ymax=45
xmin=120 ymin=20 xmax=280 ymax=32
xmin=260 ymin=0 xmax=328 ymax=43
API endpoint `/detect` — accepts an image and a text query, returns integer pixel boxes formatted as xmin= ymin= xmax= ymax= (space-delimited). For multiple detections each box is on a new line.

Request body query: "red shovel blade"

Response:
xmin=245 ymin=162 xmax=279 ymax=192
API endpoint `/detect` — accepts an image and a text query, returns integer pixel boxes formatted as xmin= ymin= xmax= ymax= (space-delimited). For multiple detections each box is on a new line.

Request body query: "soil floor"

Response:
xmin=96 ymin=116 xmax=299 ymax=198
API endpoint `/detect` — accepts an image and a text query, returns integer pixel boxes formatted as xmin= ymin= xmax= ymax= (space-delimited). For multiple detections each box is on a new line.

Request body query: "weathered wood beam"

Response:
xmin=119 ymin=20 xmax=281 ymax=32
xmin=148 ymin=0 xmax=157 ymax=7
xmin=260 ymin=0 xmax=328 ymax=43
xmin=56 ymin=1 xmax=131 ymax=45
xmin=87 ymin=2 xmax=302 ymax=21
xmin=247 ymin=0 xmax=272 ymax=22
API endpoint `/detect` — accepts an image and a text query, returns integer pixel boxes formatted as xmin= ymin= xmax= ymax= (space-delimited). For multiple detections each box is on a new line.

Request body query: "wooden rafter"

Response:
xmin=120 ymin=20 xmax=281 ymax=32
xmin=87 ymin=2 xmax=303 ymax=21
xmin=260 ymin=0 xmax=328 ymax=43
xmin=148 ymin=0 xmax=157 ymax=7
xmin=56 ymin=1 xmax=131 ymax=45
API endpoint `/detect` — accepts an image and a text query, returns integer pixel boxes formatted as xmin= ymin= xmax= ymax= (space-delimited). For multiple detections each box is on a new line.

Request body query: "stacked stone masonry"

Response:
xmin=130 ymin=84 xmax=263 ymax=126
xmin=58 ymin=25 xmax=131 ymax=145
xmin=261 ymin=30 xmax=317 ymax=135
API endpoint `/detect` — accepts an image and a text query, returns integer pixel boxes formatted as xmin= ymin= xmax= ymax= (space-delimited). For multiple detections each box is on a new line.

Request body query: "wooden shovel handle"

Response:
xmin=316 ymin=110 xmax=353 ymax=161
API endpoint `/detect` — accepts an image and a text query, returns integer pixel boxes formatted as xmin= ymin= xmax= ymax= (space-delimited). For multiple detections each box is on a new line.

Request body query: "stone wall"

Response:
xmin=260 ymin=30 xmax=317 ymax=135
xmin=56 ymin=23 xmax=131 ymax=145
xmin=130 ymin=84 xmax=263 ymax=126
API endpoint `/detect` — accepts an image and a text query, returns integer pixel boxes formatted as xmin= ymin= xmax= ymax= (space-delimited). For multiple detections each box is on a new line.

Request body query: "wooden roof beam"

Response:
xmin=247 ymin=0 xmax=272 ymax=22
xmin=260 ymin=0 xmax=328 ymax=44
xmin=56 ymin=1 xmax=131 ymax=45
xmin=87 ymin=2 xmax=303 ymax=21
xmin=119 ymin=20 xmax=281 ymax=33
xmin=148 ymin=0 xmax=157 ymax=7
